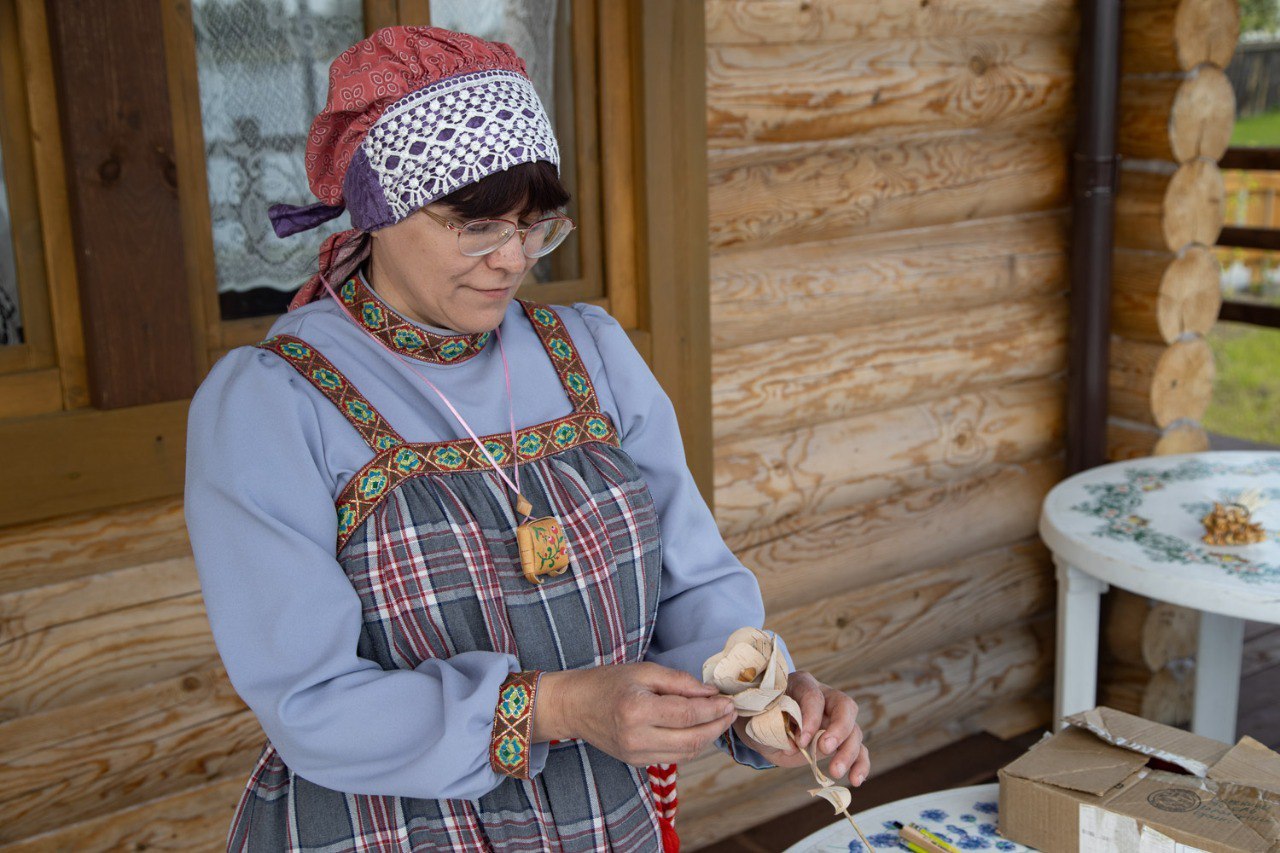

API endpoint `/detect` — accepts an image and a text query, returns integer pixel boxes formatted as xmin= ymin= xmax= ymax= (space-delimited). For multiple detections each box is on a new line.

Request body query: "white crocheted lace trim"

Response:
xmin=362 ymin=70 xmax=559 ymax=220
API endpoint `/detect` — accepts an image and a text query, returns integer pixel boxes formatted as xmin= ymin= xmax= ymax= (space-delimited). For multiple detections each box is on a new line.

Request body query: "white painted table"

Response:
xmin=783 ymin=783 xmax=1033 ymax=852
xmin=1039 ymin=451 xmax=1280 ymax=742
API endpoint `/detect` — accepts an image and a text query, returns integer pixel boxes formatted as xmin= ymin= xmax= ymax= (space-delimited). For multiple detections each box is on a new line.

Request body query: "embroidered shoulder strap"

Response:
xmin=519 ymin=302 xmax=600 ymax=414
xmin=256 ymin=335 xmax=406 ymax=455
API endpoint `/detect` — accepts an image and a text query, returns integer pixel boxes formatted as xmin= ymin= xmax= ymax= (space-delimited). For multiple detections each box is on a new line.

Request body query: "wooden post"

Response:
xmin=44 ymin=0 xmax=198 ymax=408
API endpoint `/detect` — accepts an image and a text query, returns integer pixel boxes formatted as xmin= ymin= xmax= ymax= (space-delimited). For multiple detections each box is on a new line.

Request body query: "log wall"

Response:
xmin=1100 ymin=0 xmax=1239 ymax=731
xmin=685 ymin=0 xmax=1079 ymax=844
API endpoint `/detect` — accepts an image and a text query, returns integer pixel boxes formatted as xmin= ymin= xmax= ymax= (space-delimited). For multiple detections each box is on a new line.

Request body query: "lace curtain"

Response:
xmin=0 ymin=133 xmax=21 ymax=344
xmin=193 ymin=0 xmax=362 ymax=317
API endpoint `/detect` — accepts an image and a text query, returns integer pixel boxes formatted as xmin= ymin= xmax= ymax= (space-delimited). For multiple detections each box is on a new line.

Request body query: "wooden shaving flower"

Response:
xmin=703 ymin=627 xmax=872 ymax=848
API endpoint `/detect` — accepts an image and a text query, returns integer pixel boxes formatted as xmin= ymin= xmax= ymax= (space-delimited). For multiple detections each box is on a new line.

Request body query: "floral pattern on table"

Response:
xmin=1069 ymin=456 xmax=1280 ymax=583
xmin=786 ymin=785 xmax=1033 ymax=852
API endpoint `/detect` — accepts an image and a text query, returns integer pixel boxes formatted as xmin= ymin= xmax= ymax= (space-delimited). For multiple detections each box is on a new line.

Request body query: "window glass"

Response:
xmin=192 ymin=0 xmax=362 ymax=319
xmin=429 ymin=0 xmax=579 ymax=282
xmin=0 ymin=135 xmax=20 ymax=344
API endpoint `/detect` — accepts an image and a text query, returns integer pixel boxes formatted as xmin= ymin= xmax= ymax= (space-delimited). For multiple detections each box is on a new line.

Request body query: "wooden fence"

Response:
xmin=1220 ymin=169 xmax=1280 ymax=295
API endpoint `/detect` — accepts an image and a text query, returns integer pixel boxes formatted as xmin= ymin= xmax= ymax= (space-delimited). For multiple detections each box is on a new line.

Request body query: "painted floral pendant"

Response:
xmin=515 ymin=495 xmax=570 ymax=584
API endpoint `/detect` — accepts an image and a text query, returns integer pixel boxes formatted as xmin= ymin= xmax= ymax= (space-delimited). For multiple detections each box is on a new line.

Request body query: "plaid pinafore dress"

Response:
xmin=229 ymin=302 xmax=677 ymax=852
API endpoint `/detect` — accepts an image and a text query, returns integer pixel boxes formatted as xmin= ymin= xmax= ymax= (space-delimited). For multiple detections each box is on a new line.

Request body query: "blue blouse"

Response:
xmin=184 ymin=282 xmax=783 ymax=801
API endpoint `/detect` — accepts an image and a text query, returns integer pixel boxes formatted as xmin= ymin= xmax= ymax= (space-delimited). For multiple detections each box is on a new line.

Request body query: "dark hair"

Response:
xmin=438 ymin=160 xmax=570 ymax=220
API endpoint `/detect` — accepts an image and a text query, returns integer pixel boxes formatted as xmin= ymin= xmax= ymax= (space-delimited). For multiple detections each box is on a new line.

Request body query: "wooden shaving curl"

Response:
xmin=702 ymin=627 xmax=873 ymax=850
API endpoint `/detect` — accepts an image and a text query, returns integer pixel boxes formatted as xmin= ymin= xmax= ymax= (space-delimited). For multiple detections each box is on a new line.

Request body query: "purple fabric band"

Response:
xmin=268 ymin=200 xmax=347 ymax=238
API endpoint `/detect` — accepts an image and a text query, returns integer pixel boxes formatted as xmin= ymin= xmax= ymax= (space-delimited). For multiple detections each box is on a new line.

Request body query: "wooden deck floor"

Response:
xmin=701 ymin=621 xmax=1280 ymax=852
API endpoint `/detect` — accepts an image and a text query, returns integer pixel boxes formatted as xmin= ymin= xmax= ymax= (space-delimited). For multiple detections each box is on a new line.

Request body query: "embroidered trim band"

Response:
xmin=520 ymin=301 xmax=600 ymax=413
xmin=490 ymin=670 xmax=541 ymax=779
xmin=332 ymin=410 xmax=618 ymax=547
xmin=258 ymin=303 xmax=620 ymax=550
xmin=338 ymin=274 xmax=492 ymax=365
xmin=257 ymin=335 xmax=407 ymax=452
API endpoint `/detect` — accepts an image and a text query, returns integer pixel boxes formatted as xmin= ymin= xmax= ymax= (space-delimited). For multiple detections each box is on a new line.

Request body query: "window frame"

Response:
xmin=0 ymin=0 xmax=73 ymax=419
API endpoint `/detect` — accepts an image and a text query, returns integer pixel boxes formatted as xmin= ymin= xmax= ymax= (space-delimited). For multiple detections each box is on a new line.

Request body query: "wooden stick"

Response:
xmin=791 ymin=734 xmax=875 ymax=851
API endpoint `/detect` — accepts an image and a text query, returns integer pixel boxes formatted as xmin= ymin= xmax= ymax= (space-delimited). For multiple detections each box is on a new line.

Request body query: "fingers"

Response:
xmin=788 ymin=671 xmax=825 ymax=749
xmin=632 ymin=708 xmax=737 ymax=764
xmin=814 ymin=691 xmax=860 ymax=760
xmin=826 ymin=723 xmax=864 ymax=784
xmin=636 ymin=662 xmax=720 ymax=698
xmin=849 ymin=743 xmax=871 ymax=787
xmin=649 ymin=693 xmax=736 ymax=730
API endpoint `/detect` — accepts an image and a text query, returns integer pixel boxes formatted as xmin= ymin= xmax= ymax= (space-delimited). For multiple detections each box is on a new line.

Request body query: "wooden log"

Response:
xmin=709 ymin=213 xmax=1067 ymax=349
xmin=732 ymin=456 xmax=1063 ymax=612
xmin=0 ymin=555 xmax=197 ymax=642
xmin=708 ymin=131 xmax=1069 ymax=252
xmin=0 ymin=776 xmax=242 ymax=852
xmin=775 ymin=538 xmax=1052 ymax=683
xmin=1119 ymin=66 xmax=1236 ymax=163
xmin=0 ymin=591 xmax=219 ymax=720
xmin=1114 ymin=160 xmax=1225 ymax=252
xmin=1099 ymin=661 xmax=1193 ymax=726
xmin=715 ymin=378 xmax=1064 ymax=539
xmin=707 ymin=37 xmax=1073 ymax=150
xmin=679 ymin=625 xmax=1047 ymax=829
xmin=1111 ymin=246 xmax=1222 ymax=344
xmin=1121 ymin=0 xmax=1240 ymax=74
xmin=1104 ymin=589 xmax=1198 ymax=670
xmin=1108 ymin=336 xmax=1215 ymax=428
xmin=704 ymin=0 xmax=1079 ymax=44
xmin=0 ymin=667 xmax=260 ymax=842
xmin=1243 ymin=623 xmax=1280 ymax=679
xmin=712 ymin=296 xmax=1067 ymax=441
xmin=1107 ymin=419 xmax=1209 ymax=460
xmin=0 ymin=496 xmax=188 ymax=596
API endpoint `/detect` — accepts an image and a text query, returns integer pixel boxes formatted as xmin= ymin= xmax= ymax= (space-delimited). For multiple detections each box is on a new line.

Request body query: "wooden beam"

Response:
xmin=707 ymin=36 xmax=1073 ymax=151
xmin=0 ymin=401 xmax=188 ymax=528
xmin=712 ymin=296 xmax=1067 ymax=441
xmin=709 ymin=130 xmax=1069 ymax=252
xmin=715 ymin=377 xmax=1065 ymax=538
xmin=636 ymin=0 xmax=714 ymax=500
xmin=733 ymin=455 xmax=1063 ymax=612
xmin=704 ymin=0 xmax=1079 ymax=44
xmin=44 ymin=0 xmax=198 ymax=407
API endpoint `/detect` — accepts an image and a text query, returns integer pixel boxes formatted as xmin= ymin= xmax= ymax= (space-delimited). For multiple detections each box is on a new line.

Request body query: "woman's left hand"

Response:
xmin=732 ymin=670 xmax=870 ymax=787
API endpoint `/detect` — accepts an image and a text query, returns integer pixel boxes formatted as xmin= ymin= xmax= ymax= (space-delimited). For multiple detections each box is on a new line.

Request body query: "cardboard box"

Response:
xmin=999 ymin=707 xmax=1280 ymax=852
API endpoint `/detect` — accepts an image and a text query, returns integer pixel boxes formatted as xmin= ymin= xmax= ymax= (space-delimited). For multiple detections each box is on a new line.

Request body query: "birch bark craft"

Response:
xmin=702 ymin=627 xmax=874 ymax=849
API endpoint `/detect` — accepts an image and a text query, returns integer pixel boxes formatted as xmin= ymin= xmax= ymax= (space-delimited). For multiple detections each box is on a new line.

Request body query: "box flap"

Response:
xmin=1002 ymin=725 xmax=1148 ymax=796
xmin=1065 ymin=706 xmax=1231 ymax=777
xmin=1209 ymin=736 xmax=1280 ymax=793
xmin=1211 ymin=780 xmax=1280 ymax=847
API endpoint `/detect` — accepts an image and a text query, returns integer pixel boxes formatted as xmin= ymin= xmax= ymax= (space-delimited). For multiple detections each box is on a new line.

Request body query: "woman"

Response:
xmin=186 ymin=26 xmax=868 ymax=852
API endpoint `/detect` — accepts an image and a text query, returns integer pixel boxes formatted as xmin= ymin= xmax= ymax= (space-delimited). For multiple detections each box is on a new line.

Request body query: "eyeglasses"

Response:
xmin=420 ymin=208 xmax=576 ymax=259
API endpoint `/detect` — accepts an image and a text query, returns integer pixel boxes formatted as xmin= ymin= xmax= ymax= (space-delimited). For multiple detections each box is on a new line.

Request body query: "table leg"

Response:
xmin=1191 ymin=611 xmax=1245 ymax=743
xmin=1054 ymin=557 xmax=1109 ymax=729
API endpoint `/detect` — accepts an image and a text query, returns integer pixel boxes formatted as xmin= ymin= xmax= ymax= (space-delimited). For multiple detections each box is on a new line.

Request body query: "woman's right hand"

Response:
xmin=532 ymin=663 xmax=737 ymax=766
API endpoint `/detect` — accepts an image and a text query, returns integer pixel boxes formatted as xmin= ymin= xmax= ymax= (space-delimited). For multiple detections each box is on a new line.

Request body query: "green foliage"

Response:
xmin=1232 ymin=109 xmax=1280 ymax=146
xmin=1203 ymin=322 xmax=1280 ymax=445
xmin=1241 ymin=0 xmax=1280 ymax=33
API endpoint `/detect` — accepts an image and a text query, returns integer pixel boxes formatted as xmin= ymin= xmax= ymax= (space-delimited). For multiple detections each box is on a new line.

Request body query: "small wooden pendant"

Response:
xmin=515 ymin=494 xmax=570 ymax=583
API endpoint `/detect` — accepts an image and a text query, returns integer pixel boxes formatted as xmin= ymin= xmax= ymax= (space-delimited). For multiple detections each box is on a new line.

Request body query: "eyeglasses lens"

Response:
xmin=458 ymin=221 xmax=516 ymax=257
xmin=457 ymin=218 xmax=573 ymax=258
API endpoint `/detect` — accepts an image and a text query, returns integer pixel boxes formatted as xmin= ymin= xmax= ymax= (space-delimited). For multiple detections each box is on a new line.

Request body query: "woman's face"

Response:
xmin=367 ymin=203 xmax=538 ymax=334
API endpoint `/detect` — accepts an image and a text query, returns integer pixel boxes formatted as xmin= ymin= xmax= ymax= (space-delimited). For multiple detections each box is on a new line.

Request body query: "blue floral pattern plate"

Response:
xmin=782 ymin=784 xmax=1037 ymax=852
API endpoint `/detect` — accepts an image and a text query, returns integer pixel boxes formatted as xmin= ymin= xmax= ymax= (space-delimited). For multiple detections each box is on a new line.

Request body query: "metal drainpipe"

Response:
xmin=1066 ymin=0 xmax=1123 ymax=476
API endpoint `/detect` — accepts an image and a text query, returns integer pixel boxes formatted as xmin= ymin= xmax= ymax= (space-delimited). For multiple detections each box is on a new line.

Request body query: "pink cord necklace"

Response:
xmin=317 ymin=269 xmax=571 ymax=584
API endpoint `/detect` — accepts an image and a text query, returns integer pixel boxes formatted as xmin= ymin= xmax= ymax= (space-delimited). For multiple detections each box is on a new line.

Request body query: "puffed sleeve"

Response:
xmin=184 ymin=346 xmax=548 ymax=800
xmin=573 ymin=305 xmax=792 ymax=769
